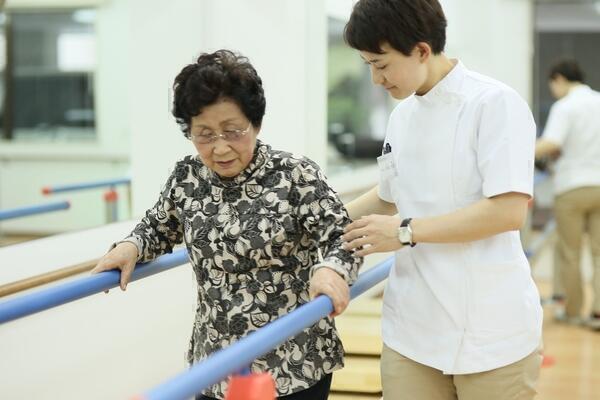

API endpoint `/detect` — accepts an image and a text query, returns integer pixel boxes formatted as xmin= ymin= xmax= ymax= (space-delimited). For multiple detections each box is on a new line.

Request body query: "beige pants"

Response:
xmin=553 ymin=186 xmax=600 ymax=316
xmin=380 ymin=344 xmax=542 ymax=400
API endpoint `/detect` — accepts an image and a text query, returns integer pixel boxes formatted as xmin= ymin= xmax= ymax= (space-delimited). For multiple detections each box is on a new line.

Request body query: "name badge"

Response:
xmin=377 ymin=152 xmax=397 ymax=179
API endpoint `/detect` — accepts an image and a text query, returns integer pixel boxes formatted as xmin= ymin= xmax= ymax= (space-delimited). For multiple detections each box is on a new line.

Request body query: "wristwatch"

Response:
xmin=398 ymin=218 xmax=416 ymax=247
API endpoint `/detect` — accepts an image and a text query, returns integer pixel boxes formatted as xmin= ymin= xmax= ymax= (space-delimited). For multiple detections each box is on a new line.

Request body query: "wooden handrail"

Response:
xmin=0 ymin=259 xmax=99 ymax=298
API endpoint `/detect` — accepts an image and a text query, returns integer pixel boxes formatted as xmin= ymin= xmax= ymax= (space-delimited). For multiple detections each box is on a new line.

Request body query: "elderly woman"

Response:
xmin=92 ymin=49 xmax=361 ymax=400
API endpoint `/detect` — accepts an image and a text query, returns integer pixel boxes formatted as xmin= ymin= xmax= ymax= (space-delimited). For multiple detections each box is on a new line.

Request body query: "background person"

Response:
xmin=535 ymin=59 xmax=600 ymax=329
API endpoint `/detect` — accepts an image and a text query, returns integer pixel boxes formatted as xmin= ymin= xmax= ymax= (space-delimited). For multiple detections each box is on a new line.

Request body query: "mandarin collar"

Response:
xmin=197 ymin=140 xmax=270 ymax=187
xmin=414 ymin=59 xmax=466 ymax=106
xmin=567 ymin=84 xmax=591 ymax=97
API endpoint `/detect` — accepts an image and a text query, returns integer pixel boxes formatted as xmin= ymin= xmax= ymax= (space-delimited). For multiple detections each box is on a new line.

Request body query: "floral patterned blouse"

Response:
xmin=121 ymin=140 xmax=362 ymax=398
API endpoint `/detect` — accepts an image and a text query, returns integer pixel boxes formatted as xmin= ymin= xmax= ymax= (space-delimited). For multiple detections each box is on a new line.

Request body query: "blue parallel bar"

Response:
xmin=0 ymin=201 xmax=70 ymax=221
xmin=137 ymin=257 xmax=394 ymax=400
xmin=42 ymin=177 xmax=131 ymax=195
xmin=0 ymin=249 xmax=189 ymax=324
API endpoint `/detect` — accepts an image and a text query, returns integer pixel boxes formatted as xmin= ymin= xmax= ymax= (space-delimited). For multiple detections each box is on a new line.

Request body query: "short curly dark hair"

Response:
xmin=172 ymin=49 xmax=266 ymax=137
xmin=344 ymin=0 xmax=447 ymax=56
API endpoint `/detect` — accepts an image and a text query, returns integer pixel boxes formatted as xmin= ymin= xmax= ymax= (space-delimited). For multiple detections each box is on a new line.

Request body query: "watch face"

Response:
xmin=398 ymin=227 xmax=411 ymax=244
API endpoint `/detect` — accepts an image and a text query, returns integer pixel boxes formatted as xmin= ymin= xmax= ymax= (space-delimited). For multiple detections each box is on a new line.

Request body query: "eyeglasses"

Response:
xmin=188 ymin=123 xmax=252 ymax=144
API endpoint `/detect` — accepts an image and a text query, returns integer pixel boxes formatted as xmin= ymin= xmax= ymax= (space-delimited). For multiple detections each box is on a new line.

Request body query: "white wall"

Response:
xmin=442 ymin=0 xmax=534 ymax=103
xmin=94 ymin=0 xmax=131 ymax=151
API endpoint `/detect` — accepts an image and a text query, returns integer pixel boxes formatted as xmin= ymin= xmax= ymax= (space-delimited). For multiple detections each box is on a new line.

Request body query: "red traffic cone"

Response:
xmin=225 ymin=372 xmax=276 ymax=400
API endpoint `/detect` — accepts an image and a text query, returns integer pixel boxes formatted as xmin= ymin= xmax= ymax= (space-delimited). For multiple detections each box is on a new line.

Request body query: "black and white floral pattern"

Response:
xmin=122 ymin=141 xmax=362 ymax=398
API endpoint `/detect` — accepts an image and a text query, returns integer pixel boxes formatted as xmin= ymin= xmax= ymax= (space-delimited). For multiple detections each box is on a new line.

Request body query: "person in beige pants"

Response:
xmin=342 ymin=1 xmax=543 ymax=398
xmin=536 ymin=59 xmax=600 ymax=329
xmin=380 ymin=344 xmax=541 ymax=400
xmin=553 ymin=188 xmax=600 ymax=326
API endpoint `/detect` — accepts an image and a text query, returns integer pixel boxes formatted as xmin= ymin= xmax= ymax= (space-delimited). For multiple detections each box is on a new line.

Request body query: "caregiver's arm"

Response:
xmin=344 ymin=185 xmax=398 ymax=221
xmin=410 ymin=191 xmax=529 ymax=243
xmin=535 ymin=138 xmax=561 ymax=159
xmin=343 ymin=191 xmax=529 ymax=257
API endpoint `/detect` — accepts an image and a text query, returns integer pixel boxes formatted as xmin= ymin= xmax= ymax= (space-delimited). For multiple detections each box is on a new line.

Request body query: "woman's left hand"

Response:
xmin=342 ymin=215 xmax=404 ymax=257
xmin=309 ymin=268 xmax=350 ymax=317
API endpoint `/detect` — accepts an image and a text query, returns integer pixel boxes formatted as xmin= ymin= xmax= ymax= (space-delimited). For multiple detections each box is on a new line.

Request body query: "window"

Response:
xmin=327 ymin=10 xmax=397 ymax=175
xmin=1 ymin=9 xmax=97 ymax=142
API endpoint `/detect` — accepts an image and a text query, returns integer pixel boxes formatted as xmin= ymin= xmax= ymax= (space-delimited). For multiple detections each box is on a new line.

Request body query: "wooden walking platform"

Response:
xmin=330 ymin=297 xmax=384 ymax=397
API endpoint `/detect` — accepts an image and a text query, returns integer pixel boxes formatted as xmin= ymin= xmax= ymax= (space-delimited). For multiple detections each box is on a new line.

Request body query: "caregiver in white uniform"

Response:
xmin=341 ymin=1 xmax=543 ymax=399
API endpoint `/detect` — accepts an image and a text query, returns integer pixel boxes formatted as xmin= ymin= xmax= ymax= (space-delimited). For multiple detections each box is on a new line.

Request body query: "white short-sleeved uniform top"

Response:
xmin=378 ymin=61 xmax=542 ymax=375
xmin=541 ymin=85 xmax=600 ymax=195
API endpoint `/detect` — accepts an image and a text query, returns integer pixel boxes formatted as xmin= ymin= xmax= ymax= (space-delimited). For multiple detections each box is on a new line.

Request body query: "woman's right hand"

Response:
xmin=91 ymin=242 xmax=139 ymax=291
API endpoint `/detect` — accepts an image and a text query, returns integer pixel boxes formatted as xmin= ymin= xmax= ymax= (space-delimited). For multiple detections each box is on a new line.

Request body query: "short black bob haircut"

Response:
xmin=172 ymin=49 xmax=266 ymax=137
xmin=344 ymin=0 xmax=447 ymax=56
xmin=549 ymin=59 xmax=585 ymax=83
